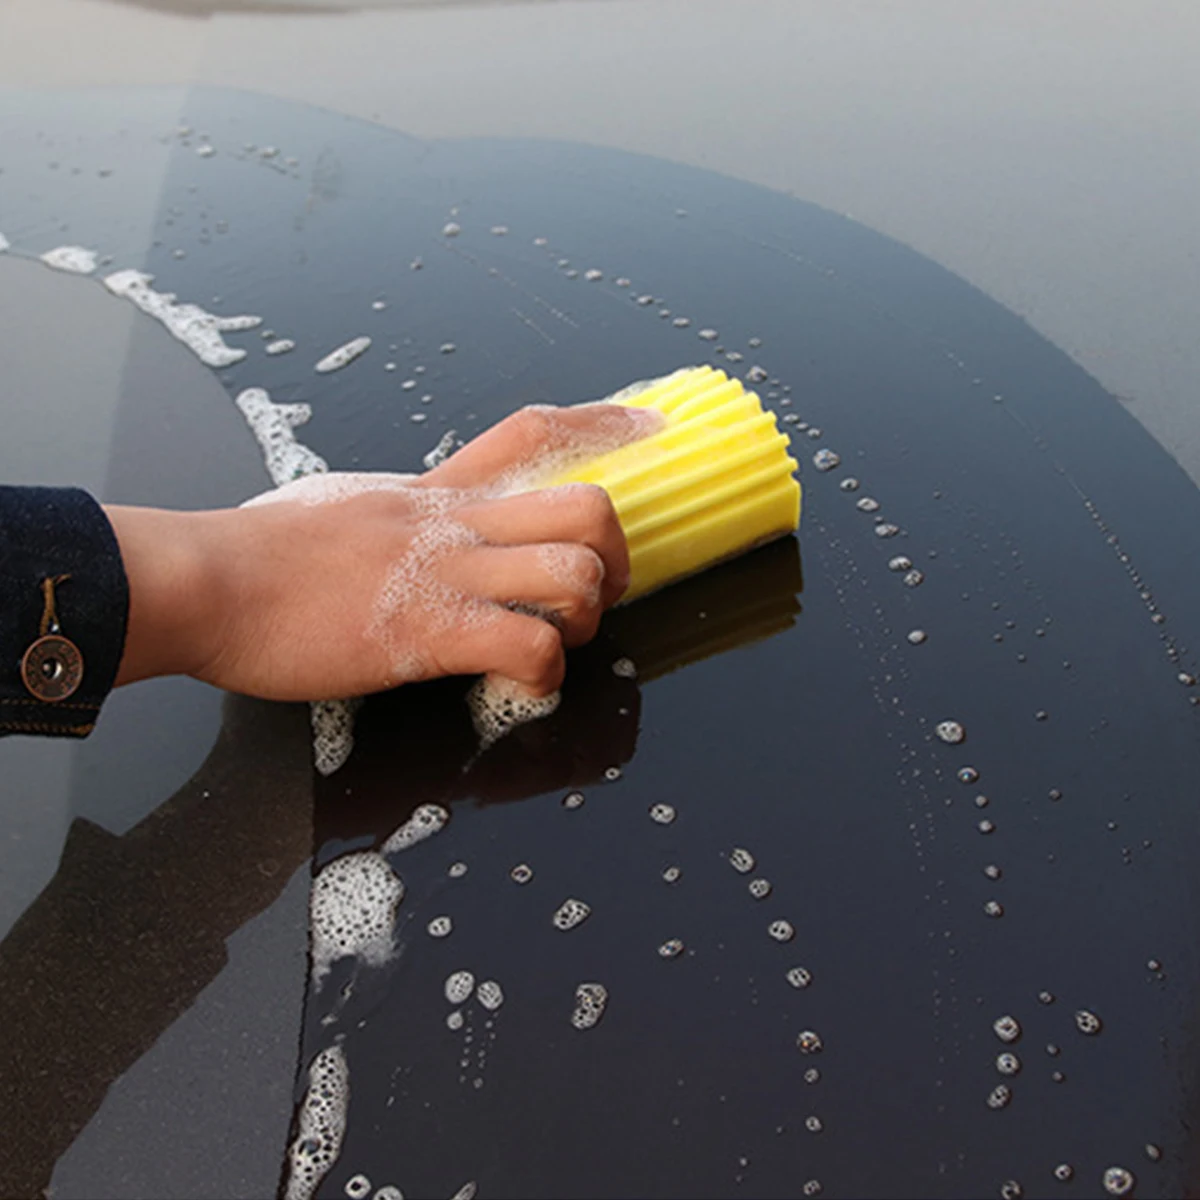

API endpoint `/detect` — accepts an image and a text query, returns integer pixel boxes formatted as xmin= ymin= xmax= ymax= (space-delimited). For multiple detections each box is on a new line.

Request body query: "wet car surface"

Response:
xmin=3 ymin=5 xmax=1200 ymax=1199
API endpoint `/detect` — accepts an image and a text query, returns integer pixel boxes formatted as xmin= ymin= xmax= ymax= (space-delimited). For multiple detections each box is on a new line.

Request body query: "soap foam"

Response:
xmin=310 ymin=698 xmax=362 ymax=777
xmin=552 ymin=898 xmax=591 ymax=931
xmin=243 ymin=471 xmax=421 ymax=509
xmin=315 ymin=336 xmax=372 ymax=374
xmin=266 ymin=338 xmax=296 ymax=356
xmin=104 ymin=269 xmax=260 ymax=367
xmin=40 ymin=245 xmax=98 ymax=274
xmin=467 ymin=675 xmax=561 ymax=749
xmin=445 ymin=971 xmax=476 ymax=1004
xmin=285 ymin=1044 xmax=350 ymax=1200
xmin=382 ymin=803 xmax=449 ymax=854
xmin=310 ymin=851 xmax=404 ymax=985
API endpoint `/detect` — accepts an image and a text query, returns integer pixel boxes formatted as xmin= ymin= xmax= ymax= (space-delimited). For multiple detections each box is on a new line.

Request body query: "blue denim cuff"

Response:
xmin=0 ymin=487 xmax=129 ymax=737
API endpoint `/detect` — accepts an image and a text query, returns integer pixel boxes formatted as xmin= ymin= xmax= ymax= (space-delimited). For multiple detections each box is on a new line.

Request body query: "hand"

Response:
xmin=107 ymin=402 xmax=661 ymax=702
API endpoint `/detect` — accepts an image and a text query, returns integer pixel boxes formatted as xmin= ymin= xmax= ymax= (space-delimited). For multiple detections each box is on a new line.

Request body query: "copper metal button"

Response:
xmin=20 ymin=634 xmax=84 ymax=702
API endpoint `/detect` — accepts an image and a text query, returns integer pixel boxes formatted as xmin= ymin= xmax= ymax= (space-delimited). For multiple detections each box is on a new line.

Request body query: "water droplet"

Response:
xmin=584 ymin=268 xmax=604 ymax=282
xmin=1035 ymin=710 xmax=1049 ymax=721
xmin=1103 ymin=1167 xmax=1135 ymax=1196
xmin=442 ymin=222 xmax=462 ymax=237
xmin=769 ymin=920 xmax=795 ymax=943
xmin=978 ymin=819 xmax=996 ymax=834
xmin=446 ymin=1009 xmax=464 ymax=1031
xmin=427 ymin=915 xmax=453 ymax=938
xmin=888 ymin=555 xmax=914 ymax=572
xmin=510 ymin=864 xmax=534 ymax=885
xmin=787 ymin=966 xmax=813 ymax=989
xmin=994 ymin=1015 xmax=1021 ymax=1043
xmin=747 ymin=365 xmax=769 ymax=384
xmin=698 ymin=328 xmax=719 ymax=341
xmin=1053 ymin=1164 xmax=1074 ymax=1183
xmin=904 ymin=569 xmax=925 ymax=588
xmin=371 ymin=299 xmax=388 ymax=311
xmin=936 ymin=721 xmax=965 ymax=745
xmin=1046 ymin=1042 xmax=1060 ymax=1056
xmin=796 ymin=1030 xmax=823 ymax=1054
xmin=1000 ymin=1180 xmax=1023 ymax=1199
xmin=805 ymin=1115 xmax=823 ymax=1133
xmin=987 ymin=1084 xmax=1012 ymax=1110
xmin=650 ymin=803 xmax=677 ymax=825
xmin=748 ymin=337 xmax=763 ymax=348
xmin=672 ymin=316 xmax=691 ymax=328
xmin=813 ymin=449 xmax=841 ymax=472
xmin=958 ymin=766 xmax=981 ymax=784
xmin=907 ymin=629 xmax=928 ymax=645
xmin=984 ymin=863 xmax=1001 ymax=879
xmin=996 ymin=1052 xmax=1021 ymax=1076
xmin=874 ymin=523 xmax=901 ymax=539
xmin=1049 ymin=788 xmax=1063 ymax=801
xmin=1075 ymin=1009 xmax=1103 ymax=1035
xmin=636 ymin=294 xmax=655 ymax=306
xmin=802 ymin=1181 xmax=822 ymax=1197
xmin=610 ymin=656 xmax=637 ymax=679
xmin=804 ymin=1067 xmax=821 ymax=1084
xmin=975 ymin=795 xmax=990 ymax=809
xmin=448 ymin=861 xmax=468 ymax=878
xmin=730 ymin=848 xmax=756 ymax=874
xmin=615 ymin=277 xmax=631 ymax=288
xmin=439 ymin=342 xmax=457 ymax=355
xmin=856 ymin=497 xmax=881 ymax=513
xmin=1038 ymin=991 xmax=1055 ymax=1005
xmin=840 ymin=476 xmax=861 ymax=492
xmin=604 ymin=766 xmax=622 ymax=782
xmin=662 ymin=866 xmax=681 ymax=883
xmin=1144 ymin=1143 xmax=1162 ymax=1162
xmin=563 ymin=791 xmax=585 ymax=809
xmin=748 ymin=878 xmax=772 ymax=899
xmin=984 ymin=900 xmax=1004 ymax=918
xmin=658 ymin=938 xmax=685 ymax=959
xmin=553 ymin=898 xmax=591 ymax=931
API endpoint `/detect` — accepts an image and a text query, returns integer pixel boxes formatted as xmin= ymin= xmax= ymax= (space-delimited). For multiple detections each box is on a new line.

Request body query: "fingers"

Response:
xmin=455 ymin=483 xmax=631 ymax=606
xmin=422 ymin=402 xmax=662 ymax=492
xmin=434 ymin=606 xmax=566 ymax=696
xmin=440 ymin=543 xmax=606 ymax=648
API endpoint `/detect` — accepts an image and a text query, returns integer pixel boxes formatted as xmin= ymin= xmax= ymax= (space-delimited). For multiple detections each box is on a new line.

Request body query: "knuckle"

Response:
xmin=511 ymin=404 xmax=558 ymax=443
xmin=573 ymin=483 xmax=618 ymax=528
xmin=525 ymin=618 xmax=563 ymax=669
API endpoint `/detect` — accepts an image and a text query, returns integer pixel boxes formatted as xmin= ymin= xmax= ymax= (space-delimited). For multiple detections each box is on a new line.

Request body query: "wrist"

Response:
xmin=105 ymin=505 xmax=227 ymax=686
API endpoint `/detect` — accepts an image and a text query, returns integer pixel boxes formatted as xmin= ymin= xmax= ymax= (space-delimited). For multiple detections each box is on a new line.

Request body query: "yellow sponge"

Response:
xmin=547 ymin=366 xmax=802 ymax=602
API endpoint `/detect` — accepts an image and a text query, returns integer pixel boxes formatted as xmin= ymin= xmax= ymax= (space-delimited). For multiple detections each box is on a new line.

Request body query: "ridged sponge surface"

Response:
xmin=549 ymin=366 xmax=802 ymax=601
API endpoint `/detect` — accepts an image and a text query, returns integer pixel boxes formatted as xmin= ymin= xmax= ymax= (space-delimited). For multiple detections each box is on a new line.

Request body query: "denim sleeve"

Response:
xmin=0 ymin=487 xmax=129 ymax=737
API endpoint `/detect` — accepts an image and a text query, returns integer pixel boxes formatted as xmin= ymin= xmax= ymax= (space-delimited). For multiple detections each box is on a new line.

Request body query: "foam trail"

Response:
xmin=315 ymin=336 xmax=371 ymax=374
xmin=382 ymin=804 xmax=449 ymax=854
xmin=285 ymin=1044 xmax=350 ymax=1200
xmin=40 ymin=245 xmax=98 ymax=274
xmin=235 ymin=387 xmax=329 ymax=487
xmin=104 ymin=269 xmax=261 ymax=367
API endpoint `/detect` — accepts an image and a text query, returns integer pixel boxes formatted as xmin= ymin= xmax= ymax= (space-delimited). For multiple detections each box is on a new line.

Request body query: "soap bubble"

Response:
xmin=510 ymin=864 xmax=534 ymax=884
xmin=584 ymin=269 xmax=603 ymax=281
xmin=749 ymin=878 xmax=772 ymax=899
xmin=442 ymin=222 xmax=461 ymax=237
xmin=804 ymin=1068 xmax=820 ymax=1084
xmin=888 ymin=556 xmax=913 ymax=571
xmin=1103 ymin=1168 xmax=1135 ymax=1196
xmin=984 ymin=900 xmax=1004 ymax=917
xmin=903 ymin=569 xmax=925 ymax=588
xmin=662 ymin=866 xmax=682 ymax=883
xmin=874 ymin=523 xmax=900 ymax=538
xmin=796 ymin=1030 xmax=823 ymax=1054
xmin=856 ymin=497 xmax=881 ymax=513
xmin=805 ymin=1115 xmax=823 ymax=1133
xmin=658 ymin=938 xmax=685 ymax=958
xmin=604 ymin=766 xmax=623 ymax=782
xmin=840 ymin=477 xmax=860 ymax=492
xmin=996 ymin=1053 xmax=1021 ymax=1075
xmin=813 ymin=449 xmax=841 ymax=471
xmin=698 ymin=328 xmax=719 ymax=341
xmin=373 ymin=1187 xmax=403 ymax=1200
xmin=958 ymin=766 xmax=981 ymax=784
xmin=427 ymin=916 xmax=453 ymax=938
xmin=1075 ymin=1009 xmax=1103 ymax=1035
xmin=563 ymin=791 xmax=585 ymax=810
xmin=553 ymin=898 xmax=591 ymax=931
xmin=445 ymin=971 xmax=475 ymax=1004
xmin=978 ymin=820 xmax=996 ymax=834
xmin=993 ymin=1015 xmax=1021 ymax=1043
xmin=987 ymin=1084 xmax=1012 ymax=1110
xmin=446 ymin=1011 xmax=464 ymax=1031
xmin=650 ymin=803 xmax=677 ymax=825
xmin=571 ymin=982 xmax=609 ymax=1030
xmin=907 ymin=630 xmax=928 ymax=645
xmin=999 ymin=1182 xmax=1023 ymax=1200
xmin=935 ymin=721 xmax=966 ymax=744
xmin=611 ymin=657 xmax=637 ymax=678
xmin=345 ymin=1175 xmax=371 ymax=1199
xmin=786 ymin=966 xmax=813 ymax=989
xmin=383 ymin=804 xmax=449 ymax=854
xmin=476 ymin=980 xmax=504 ymax=1011
xmin=730 ymin=848 xmax=756 ymax=874
xmin=1053 ymin=1164 xmax=1074 ymax=1182
xmin=310 ymin=852 xmax=404 ymax=984
xmin=747 ymin=365 xmax=769 ymax=383
xmin=448 ymin=862 xmax=468 ymax=878
xmin=769 ymin=920 xmax=795 ymax=942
